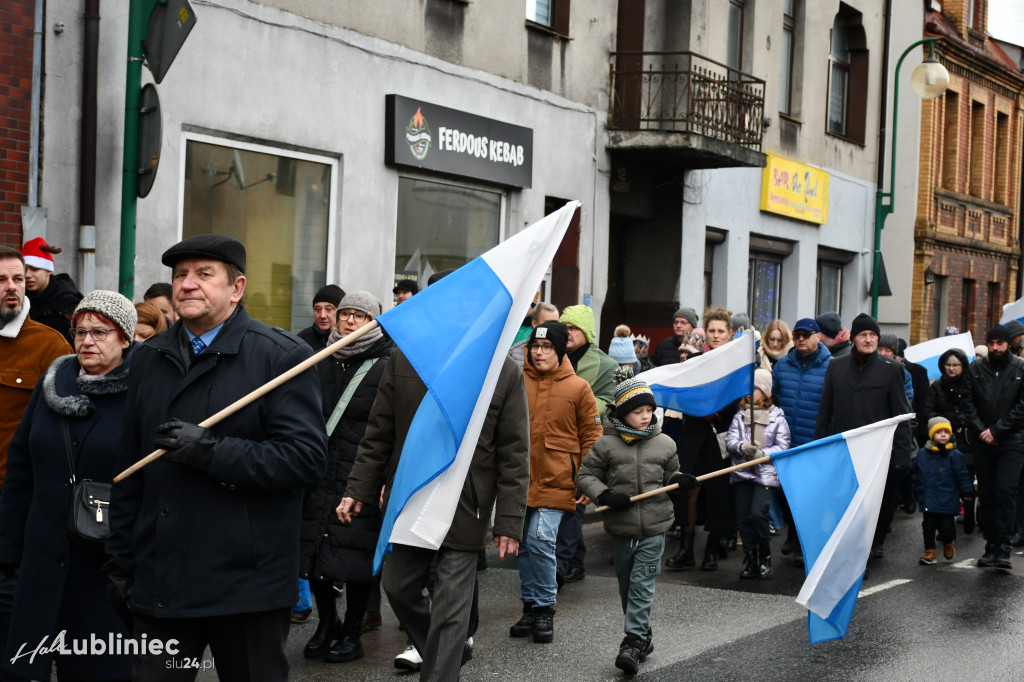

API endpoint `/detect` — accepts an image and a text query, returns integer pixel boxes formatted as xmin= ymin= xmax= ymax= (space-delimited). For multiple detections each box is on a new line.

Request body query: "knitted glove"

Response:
xmin=597 ymin=491 xmax=633 ymax=510
xmin=154 ymin=420 xmax=218 ymax=471
xmin=739 ymin=442 xmax=764 ymax=460
xmin=669 ymin=471 xmax=700 ymax=491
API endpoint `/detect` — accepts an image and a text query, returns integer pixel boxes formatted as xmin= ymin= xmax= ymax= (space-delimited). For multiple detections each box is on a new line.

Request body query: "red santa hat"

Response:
xmin=22 ymin=237 xmax=55 ymax=272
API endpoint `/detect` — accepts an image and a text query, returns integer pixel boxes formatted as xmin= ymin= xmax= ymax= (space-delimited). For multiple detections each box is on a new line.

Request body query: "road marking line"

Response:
xmin=858 ymin=578 xmax=911 ymax=597
xmin=950 ymin=559 xmax=976 ymax=570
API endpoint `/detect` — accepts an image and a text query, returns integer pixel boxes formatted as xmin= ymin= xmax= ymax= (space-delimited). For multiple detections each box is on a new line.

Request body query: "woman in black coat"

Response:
xmin=299 ymin=291 xmax=393 ymax=664
xmin=0 ymin=291 xmax=137 ymax=681
xmin=925 ymin=348 xmax=973 ymax=466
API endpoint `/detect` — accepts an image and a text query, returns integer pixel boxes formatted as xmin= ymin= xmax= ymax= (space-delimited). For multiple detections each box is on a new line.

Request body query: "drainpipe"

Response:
xmin=27 ymin=0 xmax=44 ymax=209
xmin=79 ymin=0 xmax=99 ymax=294
xmin=871 ymin=0 xmax=893 ymax=317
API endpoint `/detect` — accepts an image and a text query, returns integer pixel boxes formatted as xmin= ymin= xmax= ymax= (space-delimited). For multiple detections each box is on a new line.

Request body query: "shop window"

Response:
xmin=395 ymin=177 xmax=502 ymax=286
xmin=182 ymin=137 xmax=335 ymax=332
xmin=827 ymin=6 xmax=867 ymax=143
xmin=527 ymin=0 xmax=570 ymax=35
xmin=816 ymin=261 xmax=843 ymax=316
xmin=747 ymin=253 xmax=782 ymax=330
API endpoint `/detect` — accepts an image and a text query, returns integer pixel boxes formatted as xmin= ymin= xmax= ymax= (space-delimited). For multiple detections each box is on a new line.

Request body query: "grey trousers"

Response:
xmin=383 ymin=544 xmax=475 ymax=682
xmin=610 ymin=533 xmax=665 ymax=640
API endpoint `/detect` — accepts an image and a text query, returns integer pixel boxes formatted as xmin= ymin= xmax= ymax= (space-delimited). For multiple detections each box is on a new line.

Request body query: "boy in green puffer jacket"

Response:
xmin=577 ymin=378 xmax=699 ymax=675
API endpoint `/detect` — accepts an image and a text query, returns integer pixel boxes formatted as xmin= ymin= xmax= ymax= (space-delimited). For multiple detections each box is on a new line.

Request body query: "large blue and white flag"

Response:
xmin=903 ymin=332 xmax=975 ymax=381
xmin=370 ymin=201 xmax=579 ymax=573
xmin=636 ymin=332 xmax=755 ymax=417
xmin=772 ymin=414 xmax=915 ymax=644
xmin=1001 ymin=297 xmax=1024 ymax=326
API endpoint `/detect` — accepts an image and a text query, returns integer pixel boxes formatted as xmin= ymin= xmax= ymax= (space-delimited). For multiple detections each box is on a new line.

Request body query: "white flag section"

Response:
xmin=1000 ymin=297 xmax=1024 ymax=326
xmin=902 ymin=332 xmax=975 ymax=381
xmin=771 ymin=414 xmax=915 ymax=643
xmin=636 ymin=332 xmax=755 ymax=417
xmin=371 ymin=201 xmax=579 ymax=572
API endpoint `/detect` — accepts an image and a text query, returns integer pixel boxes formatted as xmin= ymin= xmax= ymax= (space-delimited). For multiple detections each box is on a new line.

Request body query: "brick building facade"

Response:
xmin=0 ymin=1 xmax=35 ymax=246
xmin=912 ymin=1 xmax=1024 ymax=343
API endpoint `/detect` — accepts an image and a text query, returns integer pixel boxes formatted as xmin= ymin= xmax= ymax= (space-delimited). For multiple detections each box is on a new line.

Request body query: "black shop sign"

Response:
xmin=385 ymin=95 xmax=533 ymax=188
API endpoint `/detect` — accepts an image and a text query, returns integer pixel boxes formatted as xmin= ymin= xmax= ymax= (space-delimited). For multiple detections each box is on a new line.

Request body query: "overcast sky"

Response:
xmin=989 ymin=0 xmax=1024 ymax=46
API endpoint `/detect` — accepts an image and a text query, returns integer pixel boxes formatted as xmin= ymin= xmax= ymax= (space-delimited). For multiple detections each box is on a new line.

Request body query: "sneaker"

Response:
xmin=362 ymin=611 xmax=382 ymax=631
xmin=919 ymin=548 xmax=937 ymax=565
xmin=532 ymin=607 xmax=554 ymax=643
xmin=509 ymin=606 xmax=535 ymax=638
xmin=640 ymin=627 xmax=653 ymax=661
xmin=943 ymin=542 xmax=956 ymax=560
xmin=290 ymin=608 xmax=312 ymax=625
xmin=462 ymin=636 xmax=474 ymax=666
xmin=614 ymin=635 xmax=645 ymax=675
xmin=394 ymin=644 xmax=422 ymax=671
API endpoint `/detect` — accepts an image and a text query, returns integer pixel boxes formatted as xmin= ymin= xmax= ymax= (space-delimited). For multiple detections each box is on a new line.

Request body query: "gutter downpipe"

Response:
xmin=80 ymin=0 xmax=99 ymax=294
xmin=27 ymin=0 xmax=44 ymax=209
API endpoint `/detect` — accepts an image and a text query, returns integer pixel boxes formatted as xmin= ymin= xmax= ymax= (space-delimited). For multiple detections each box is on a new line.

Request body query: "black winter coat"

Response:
xmin=925 ymin=349 xmax=973 ymax=461
xmin=651 ymin=336 xmax=681 ymax=367
xmin=904 ymin=360 xmax=931 ymax=444
xmin=26 ymin=273 xmax=83 ymax=345
xmin=106 ymin=308 xmax=328 ymax=618
xmin=0 ymin=350 xmax=135 ymax=680
xmin=300 ymin=336 xmax=393 ymax=583
xmin=961 ymin=353 xmax=1024 ymax=444
xmin=815 ymin=351 xmax=914 ymax=468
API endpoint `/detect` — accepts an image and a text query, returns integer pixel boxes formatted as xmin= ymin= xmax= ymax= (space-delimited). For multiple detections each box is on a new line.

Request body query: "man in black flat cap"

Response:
xmin=393 ymin=278 xmax=419 ymax=305
xmin=961 ymin=324 xmax=1024 ymax=569
xmin=298 ymin=284 xmax=346 ymax=349
xmin=106 ymin=233 xmax=328 ymax=680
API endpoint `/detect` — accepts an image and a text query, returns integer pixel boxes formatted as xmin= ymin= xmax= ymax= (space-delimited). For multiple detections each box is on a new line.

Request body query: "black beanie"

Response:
xmin=313 ymin=284 xmax=345 ymax=306
xmin=850 ymin=313 xmax=880 ymax=338
xmin=529 ymin=321 xmax=569 ymax=366
xmin=987 ymin=324 xmax=1012 ymax=344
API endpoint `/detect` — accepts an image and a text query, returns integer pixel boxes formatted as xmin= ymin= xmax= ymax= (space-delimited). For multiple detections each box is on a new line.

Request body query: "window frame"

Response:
xmin=526 ymin=0 xmax=570 ymax=37
xmin=780 ymin=0 xmax=796 ymax=116
xmin=815 ymin=260 xmax=844 ymax=316
xmin=747 ymin=251 xmax=784 ymax=331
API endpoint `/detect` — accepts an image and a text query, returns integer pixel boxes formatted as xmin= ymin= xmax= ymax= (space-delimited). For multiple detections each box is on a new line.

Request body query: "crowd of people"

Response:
xmin=0 ymin=234 xmax=1023 ymax=680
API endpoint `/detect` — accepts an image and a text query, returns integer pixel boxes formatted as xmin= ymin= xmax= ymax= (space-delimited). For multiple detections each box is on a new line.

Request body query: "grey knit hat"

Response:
xmin=878 ymin=334 xmax=899 ymax=354
xmin=338 ymin=291 xmax=383 ymax=319
xmin=674 ymin=307 xmax=698 ymax=327
xmin=74 ymin=290 xmax=138 ymax=341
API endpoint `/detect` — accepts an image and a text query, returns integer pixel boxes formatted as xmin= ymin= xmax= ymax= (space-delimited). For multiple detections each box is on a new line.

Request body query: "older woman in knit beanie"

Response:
xmin=0 ymin=290 xmax=138 ymax=680
xmin=299 ymin=290 xmax=394 ymax=664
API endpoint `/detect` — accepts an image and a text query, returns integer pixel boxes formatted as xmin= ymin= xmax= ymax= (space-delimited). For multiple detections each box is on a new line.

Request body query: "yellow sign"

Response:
xmin=759 ymin=153 xmax=829 ymax=225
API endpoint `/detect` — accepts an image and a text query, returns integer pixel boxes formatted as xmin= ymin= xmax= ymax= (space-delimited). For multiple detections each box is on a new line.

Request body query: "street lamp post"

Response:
xmin=871 ymin=38 xmax=949 ymax=317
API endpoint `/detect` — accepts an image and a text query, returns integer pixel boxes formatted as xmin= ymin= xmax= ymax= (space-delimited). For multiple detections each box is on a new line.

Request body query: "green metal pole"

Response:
xmin=871 ymin=37 xmax=940 ymax=318
xmin=118 ymin=0 xmax=159 ymax=298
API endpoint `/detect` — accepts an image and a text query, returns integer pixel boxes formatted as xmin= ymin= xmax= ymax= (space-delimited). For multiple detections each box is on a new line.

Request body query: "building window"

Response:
xmin=988 ymin=282 xmax=1001 ymax=329
xmin=727 ymin=0 xmax=745 ymax=74
xmin=779 ymin=0 xmax=796 ymax=116
xmin=526 ymin=0 xmax=570 ymax=35
xmin=970 ymin=101 xmax=985 ymax=197
xmin=942 ymin=91 xmax=959 ymax=191
xmin=395 ymin=177 xmax=502 ymax=286
xmin=995 ymin=112 xmax=1009 ymax=204
xmin=961 ymin=278 xmax=976 ymax=335
xmin=747 ymin=253 xmax=782 ymax=330
xmin=182 ymin=136 xmax=335 ymax=332
xmin=827 ymin=6 xmax=867 ymax=143
xmin=816 ymin=261 xmax=843 ymax=316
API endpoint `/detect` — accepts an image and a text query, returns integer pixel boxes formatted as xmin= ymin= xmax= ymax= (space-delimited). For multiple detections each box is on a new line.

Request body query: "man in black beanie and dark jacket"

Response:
xmin=961 ymin=324 xmax=1024 ymax=569
xmin=298 ymin=284 xmax=346 ymax=349
xmin=815 ymin=312 xmax=914 ymax=560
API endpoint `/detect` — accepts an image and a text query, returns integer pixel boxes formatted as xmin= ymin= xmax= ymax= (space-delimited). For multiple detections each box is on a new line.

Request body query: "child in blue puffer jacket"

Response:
xmin=911 ymin=416 xmax=974 ymax=565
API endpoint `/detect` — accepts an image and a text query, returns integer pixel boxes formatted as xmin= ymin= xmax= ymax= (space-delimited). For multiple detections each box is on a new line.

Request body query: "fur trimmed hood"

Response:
xmin=42 ymin=344 xmax=136 ymax=417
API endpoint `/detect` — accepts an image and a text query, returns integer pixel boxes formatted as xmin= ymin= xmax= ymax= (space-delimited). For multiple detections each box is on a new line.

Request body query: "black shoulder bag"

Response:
xmin=61 ymin=416 xmax=111 ymax=544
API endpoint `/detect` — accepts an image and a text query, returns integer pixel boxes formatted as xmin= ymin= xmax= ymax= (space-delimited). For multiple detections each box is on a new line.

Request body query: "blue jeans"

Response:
xmin=519 ymin=507 xmax=563 ymax=608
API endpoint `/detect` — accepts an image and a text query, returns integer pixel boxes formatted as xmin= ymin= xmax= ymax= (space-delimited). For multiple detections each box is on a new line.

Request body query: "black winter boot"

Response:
xmin=700 ymin=534 xmax=719 ymax=571
xmin=304 ymin=616 xmax=342 ymax=659
xmin=615 ymin=635 xmax=645 ymax=675
xmin=532 ymin=606 xmax=555 ymax=643
xmin=740 ymin=550 xmax=759 ymax=579
xmin=665 ymin=531 xmax=696 ymax=570
xmin=324 ymin=630 xmax=364 ymax=663
xmin=509 ymin=602 xmax=535 ymax=637
xmin=759 ymin=545 xmax=773 ymax=578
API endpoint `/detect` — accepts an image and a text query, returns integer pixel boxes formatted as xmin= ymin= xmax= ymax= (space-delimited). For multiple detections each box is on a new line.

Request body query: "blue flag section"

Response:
xmin=771 ymin=415 xmax=914 ymax=644
xmin=369 ymin=201 xmax=579 ymax=573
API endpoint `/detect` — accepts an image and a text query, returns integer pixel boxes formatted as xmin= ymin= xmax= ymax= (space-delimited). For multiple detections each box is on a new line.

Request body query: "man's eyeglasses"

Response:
xmin=71 ymin=327 xmax=116 ymax=342
xmin=338 ymin=310 xmax=368 ymax=322
xmin=792 ymin=331 xmax=814 ymax=340
xmin=531 ymin=343 xmax=556 ymax=354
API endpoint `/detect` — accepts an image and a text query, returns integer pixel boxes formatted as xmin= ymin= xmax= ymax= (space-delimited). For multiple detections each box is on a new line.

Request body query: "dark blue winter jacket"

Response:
xmin=910 ymin=441 xmax=973 ymax=515
xmin=772 ymin=342 xmax=832 ymax=446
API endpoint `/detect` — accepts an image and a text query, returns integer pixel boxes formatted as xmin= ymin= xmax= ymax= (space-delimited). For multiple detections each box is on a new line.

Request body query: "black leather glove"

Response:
xmin=962 ymin=496 xmax=976 ymax=535
xmin=154 ymin=420 xmax=218 ymax=471
xmin=669 ymin=471 xmax=700 ymax=491
xmin=0 ymin=563 xmax=16 ymax=580
xmin=892 ymin=465 xmax=909 ymax=476
xmin=106 ymin=574 xmax=134 ymax=632
xmin=597 ymin=490 xmax=633 ymax=510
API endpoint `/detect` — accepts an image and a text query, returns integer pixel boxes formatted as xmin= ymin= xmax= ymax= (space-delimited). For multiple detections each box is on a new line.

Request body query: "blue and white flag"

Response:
xmin=636 ymin=333 xmax=755 ymax=417
xmin=370 ymin=201 xmax=579 ymax=573
xmin=772 ymin=414 xmax=915 ymax=644
xmin=1001 ymin=297 xmax=1024 ymax=326
xmin=903 ymin=332 xmax=975 ymax=381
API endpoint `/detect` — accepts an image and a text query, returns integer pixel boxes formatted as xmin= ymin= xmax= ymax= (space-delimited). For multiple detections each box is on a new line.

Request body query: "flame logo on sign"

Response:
xmin=405 ymin=107 xmax=432 ymax=161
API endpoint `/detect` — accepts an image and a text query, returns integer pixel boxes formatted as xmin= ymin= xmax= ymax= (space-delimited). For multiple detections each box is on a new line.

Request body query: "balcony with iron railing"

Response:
xmin=608 ymin=51 xmax=766 ymax=167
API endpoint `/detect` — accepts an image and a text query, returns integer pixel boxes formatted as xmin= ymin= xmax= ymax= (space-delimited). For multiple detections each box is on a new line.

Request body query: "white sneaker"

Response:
xmin=394 ymin=644 xmax=422 ymax=671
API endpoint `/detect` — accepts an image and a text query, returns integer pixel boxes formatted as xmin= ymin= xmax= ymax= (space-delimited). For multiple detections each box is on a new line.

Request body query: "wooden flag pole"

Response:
xmin=114 ymin=320 xmax=381 ymax=482
xmin=593 ymin=455 xmax=770 ymax=512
